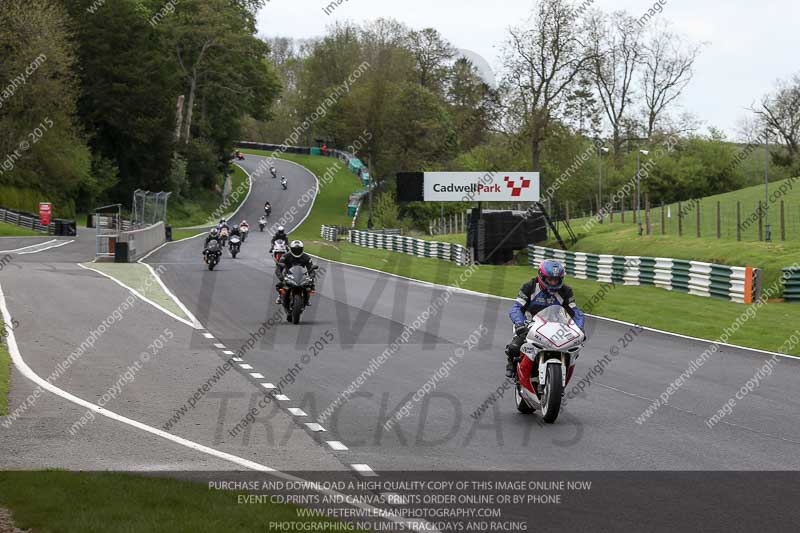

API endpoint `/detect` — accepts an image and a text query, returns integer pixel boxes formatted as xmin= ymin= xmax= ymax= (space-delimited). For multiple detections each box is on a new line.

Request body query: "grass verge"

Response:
xmin=81 ymin=263 xmax=189 ymax=322
xmin=547 ymin=219 xmax=800 ymax=291
xmin=171 ymin=228 xmax=206 ymax=241
xmin=0 ymin=221 xmax=42 ymax=237
xmin=0 ymin=471 xmax=366 ymax=533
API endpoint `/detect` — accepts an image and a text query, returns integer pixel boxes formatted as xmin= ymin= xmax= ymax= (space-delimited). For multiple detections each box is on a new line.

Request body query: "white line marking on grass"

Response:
xmin=76 ymin=263 xmax=195 ymax=329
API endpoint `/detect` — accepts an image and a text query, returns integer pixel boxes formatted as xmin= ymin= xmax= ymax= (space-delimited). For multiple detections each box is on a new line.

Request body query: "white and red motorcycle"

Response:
xmin=272 ymin=239 xmax=287 ymax=263
xmin=514 ymin=306 xmax=585 ymax=423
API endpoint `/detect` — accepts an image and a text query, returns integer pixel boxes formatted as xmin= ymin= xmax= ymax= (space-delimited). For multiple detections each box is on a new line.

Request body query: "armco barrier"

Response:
xmin=783 ymin=267 xmax=800 ymax=302
xmin=0 ymin=206 xmax=53 ymax=234
xmin=350 ymin=229 xmax=472 ymax=266
xmin=529 ymin=245 xmax=761 ymax=304
xmin=118 ymin=222 xmax=166 ymax=262
xmin=321 ymin=225 xmax=339 ymax=241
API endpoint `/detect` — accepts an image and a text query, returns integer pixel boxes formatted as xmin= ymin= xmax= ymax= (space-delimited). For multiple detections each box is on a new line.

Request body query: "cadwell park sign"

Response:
xmin=423 ymin=172 xmax=540 ymax=202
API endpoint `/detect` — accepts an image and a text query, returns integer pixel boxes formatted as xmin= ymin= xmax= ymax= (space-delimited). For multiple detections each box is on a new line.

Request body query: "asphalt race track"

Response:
xmin=144 ymin=154 xmax=800 ymax=472
xmin=3 ymin=154 xmax=800 ymax=530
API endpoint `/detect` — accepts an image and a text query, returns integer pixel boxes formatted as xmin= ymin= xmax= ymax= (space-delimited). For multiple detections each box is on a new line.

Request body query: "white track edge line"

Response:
xmin=0 ymin=239 xmax=56 ymax=254
xmin=0 ymin=281 xmax=440 ymax=533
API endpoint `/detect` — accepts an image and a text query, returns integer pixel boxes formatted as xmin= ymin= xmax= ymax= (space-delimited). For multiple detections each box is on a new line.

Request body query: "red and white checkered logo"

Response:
xmin=504 ymin=176 xmax=532 ymax=197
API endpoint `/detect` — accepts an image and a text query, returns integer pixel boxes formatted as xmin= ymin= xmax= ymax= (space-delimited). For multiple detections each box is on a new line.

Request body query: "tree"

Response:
xmin=754 ymin=73 xmax=800 ymax=164
xmin=501 ymin=0 xmax=593 ymax=171
xmin=66 ymin=0 xmax=178 ymax=199
xmin=641 ymin=22 xmax=702 ymax=137
xmin=408 ymin=28 xmax=455 ymax=93
xmin=0 ymin=0 xmax=91 ymax=214
xmin=587 ymin=10 xmax=644 ymax=166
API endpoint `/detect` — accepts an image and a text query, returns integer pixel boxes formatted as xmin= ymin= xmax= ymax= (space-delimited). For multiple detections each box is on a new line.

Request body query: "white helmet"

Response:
xmin=277 ymin=226 xmax=285 ymax=233
xmin=289 ymin=240 xmax=304 ymax=258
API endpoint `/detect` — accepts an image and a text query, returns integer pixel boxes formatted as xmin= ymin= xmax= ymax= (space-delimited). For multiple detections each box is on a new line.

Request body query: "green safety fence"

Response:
xmin=529 ymin=245 xmax=761 ymax=304
xmin=349 ymin=229 xmax=472 ymax=266
xmin=783 ymin=267 xmax=800 ymax=302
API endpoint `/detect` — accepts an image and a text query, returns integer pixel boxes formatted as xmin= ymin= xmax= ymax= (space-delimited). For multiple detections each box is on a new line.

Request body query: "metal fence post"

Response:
xmin=678 ymin=202 xmax=683 ymax=237
xmin=696 ymin=199 xmax=701 ymax=238
xmin=781 ymin=200 xmax=786 ymax=241
xmin=717 ymin=201 xmax=721 ymax=239
xmin=737 ymin=201 xmax=742 ymax=241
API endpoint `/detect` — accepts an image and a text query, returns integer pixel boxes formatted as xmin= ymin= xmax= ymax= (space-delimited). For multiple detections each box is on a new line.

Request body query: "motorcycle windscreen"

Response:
xmin=532 ymin=305 xmax=581 ymax=348
xmin=207 ymin=241 xmax=221 ymax=252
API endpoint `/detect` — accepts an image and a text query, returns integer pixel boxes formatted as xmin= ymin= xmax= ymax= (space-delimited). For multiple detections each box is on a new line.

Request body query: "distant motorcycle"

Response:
xmin=235 ymin=150 xmax=245 ymax=161
xmin=280 ymin=264 xmax=316 ymax=325
xmin=219 ymin=226 xmax=229 ymax=246
xmin=229 ymin=234 xmax=242 ymax=259
xmin=204 ymin=241 xmax=222 ymax=271
xmin=264 ymin=205 xmax=272 ymax=218
xmin=272 ymin=239 xmax=287 ymax=263
xmin=270 ymin=167 xmax=277 ymax=179
xmin=240 ymin=224 xmax=250 ymax=242
xmin=281 ymin=177 xmax=287 ymax=190
xmin=259 ymin=217 xmax=267 ymax=232
xmin=514 ymin=306 xmax=585 ymax=423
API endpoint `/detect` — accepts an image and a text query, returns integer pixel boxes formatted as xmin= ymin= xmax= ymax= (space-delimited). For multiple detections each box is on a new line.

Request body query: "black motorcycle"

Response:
xmin=259 ymin=217 xmax=267 ymax=232
xmin=229 ymin=234 xmax=242 ymax=259
xmin=280 ymin=265 xmax=316 ymax=324
xmin=264 ymin=205 xmax=272 ymax=218
xmin=205 ymin=241 xmax=222 ymax=271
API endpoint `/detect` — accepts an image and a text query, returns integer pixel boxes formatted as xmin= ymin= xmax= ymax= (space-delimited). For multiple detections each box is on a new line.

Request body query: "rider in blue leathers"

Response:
xmin=505 ymin=259 xmax=585 ymax=377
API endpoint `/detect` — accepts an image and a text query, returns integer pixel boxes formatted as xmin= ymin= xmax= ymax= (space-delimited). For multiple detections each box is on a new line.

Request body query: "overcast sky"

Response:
xmin=256 ymin=0 xmax=800 ymax=139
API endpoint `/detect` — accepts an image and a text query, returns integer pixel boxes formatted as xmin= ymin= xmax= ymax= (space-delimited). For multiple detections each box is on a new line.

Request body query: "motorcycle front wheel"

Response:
xmin=541 ymin=364 xmax=563 ymax=423
xmin=291 ymin=293 xmax=303 ymax=324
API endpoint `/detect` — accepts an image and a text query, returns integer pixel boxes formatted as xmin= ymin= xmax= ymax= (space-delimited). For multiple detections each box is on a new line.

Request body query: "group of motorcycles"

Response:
xmin=203 ymin=220 xmax=250 ymax=271
xmin=222 ymin=153 xmax=580 ymax=422
xmin=269 ymin=166 xmax=288 ymax=190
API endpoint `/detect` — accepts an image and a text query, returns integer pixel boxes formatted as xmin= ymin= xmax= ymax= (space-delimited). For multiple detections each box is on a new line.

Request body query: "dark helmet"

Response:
xmin=289 ymin=240 xmax=304 ymax=258
xmin=210 ymin=227 xmax=219 ymax=237
xmin=537 ymin=260 xmax=565 ymax=292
